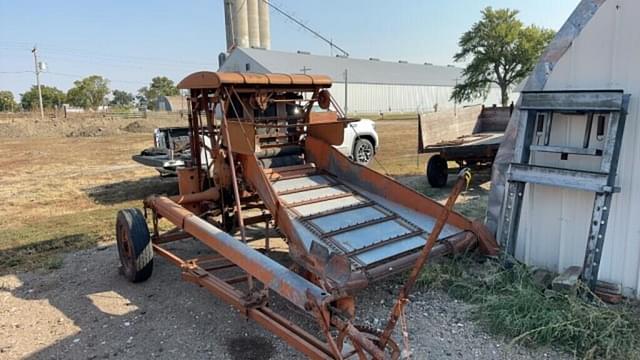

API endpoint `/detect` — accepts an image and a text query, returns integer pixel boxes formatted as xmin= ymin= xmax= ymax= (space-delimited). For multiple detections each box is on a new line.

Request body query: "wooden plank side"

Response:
xmin=417 ymin=106 xmax=483 ymax=149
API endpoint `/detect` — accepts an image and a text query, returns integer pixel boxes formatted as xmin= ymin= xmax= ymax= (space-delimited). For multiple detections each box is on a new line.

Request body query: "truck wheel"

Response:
xmin=116 ymin=208 xmax=153 ymax=283
xmin=353 ymin=138 xmax=374 ymax=165
xmin=427 ymin=155 xmax=448 ymax=188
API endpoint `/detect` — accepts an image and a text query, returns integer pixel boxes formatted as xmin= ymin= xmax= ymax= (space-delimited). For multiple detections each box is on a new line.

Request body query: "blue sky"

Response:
xmin=0 ymin=0 xmax=580 ymax=98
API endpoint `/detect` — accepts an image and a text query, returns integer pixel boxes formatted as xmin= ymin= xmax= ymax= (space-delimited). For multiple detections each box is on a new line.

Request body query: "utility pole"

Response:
xmin=300 ymin=66 xmax=311 ymax=74
xmin=343 ymin=69 xmax=348 ymax=115
xmin=31 ymin=46 xmax=44 ymax=120
xmin=453 ymin=77 xmax=459 ymax=116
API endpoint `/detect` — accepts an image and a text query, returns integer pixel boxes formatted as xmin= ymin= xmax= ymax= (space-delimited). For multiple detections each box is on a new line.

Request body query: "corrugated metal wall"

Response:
xmin=515 ymin=0 xmax=640 ymax=296
xmin=219 ymin=49 xmax=506 ymax=114
xmin=328 ymin=83 xmax=504 ymax=114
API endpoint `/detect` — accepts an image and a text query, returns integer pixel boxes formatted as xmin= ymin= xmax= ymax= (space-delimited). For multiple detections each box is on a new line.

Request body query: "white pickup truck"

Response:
xmin=133 ymin=119 xmax=379 ymax=176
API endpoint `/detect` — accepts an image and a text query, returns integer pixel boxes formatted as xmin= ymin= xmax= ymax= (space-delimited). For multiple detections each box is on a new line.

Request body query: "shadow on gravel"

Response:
xmin=84 ymin=176 xmax=178 ymax=205
xmin=225 ymin=336 xmax=275 ymax=360
xmin=5 ymin=237 xmax=307 ymax=359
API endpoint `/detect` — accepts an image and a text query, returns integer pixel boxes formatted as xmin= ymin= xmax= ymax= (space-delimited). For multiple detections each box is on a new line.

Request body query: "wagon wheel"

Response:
xmin=426 ymin=155 xmax=448 ymax=188
xmin=336 ymin=325 xmax=401 ymax=360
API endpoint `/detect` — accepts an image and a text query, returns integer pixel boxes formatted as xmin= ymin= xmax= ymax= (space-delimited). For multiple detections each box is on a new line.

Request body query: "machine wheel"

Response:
xmin=116 ymin=208 xmax=153 ymax=283
xmin=427 ymin=155 xmax=448 ymax=188
xmin=353 ymin=138 xmax=374 ymax=165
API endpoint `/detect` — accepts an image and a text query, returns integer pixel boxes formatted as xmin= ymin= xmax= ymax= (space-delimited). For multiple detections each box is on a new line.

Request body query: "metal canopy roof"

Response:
xmin=225 ymin=47 xmax=464 ymax=87
xmin=177 ymin=71 xmax=332 ymax=89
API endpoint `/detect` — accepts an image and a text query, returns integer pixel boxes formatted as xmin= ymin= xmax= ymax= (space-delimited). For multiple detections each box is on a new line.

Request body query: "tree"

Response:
xmin=0 ymin=91 xmax=17 ymax=112
xmin=138 ymin=76 xmax=179 ymax=109
xmin=66 ymin=75 xmax=110 ymax=110
xmin=451 ymin=7 xmax=555 ymax=106
xmin=110 ymin=89 xmax=134 ymax=108
xmin=21 ymin=85 xmax=66 ymax=110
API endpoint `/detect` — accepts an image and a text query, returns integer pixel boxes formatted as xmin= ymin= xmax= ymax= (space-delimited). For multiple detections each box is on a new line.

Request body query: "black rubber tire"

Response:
xmin=427 ymin=155 xmax=448 ymax=188
xmin=353 ymin=138 xmax=375 ymax=165
xmin=116 ymin=208 xmax=153 ymax=283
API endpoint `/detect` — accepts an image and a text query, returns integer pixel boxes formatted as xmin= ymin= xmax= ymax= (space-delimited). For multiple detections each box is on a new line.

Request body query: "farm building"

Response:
xmin=219 ymin=47 xmax=504 ymax=114
xmin=488 ymin=0 xmax=640 ymax=297
xmin=155 ymin=95 xmax=188 ymax=112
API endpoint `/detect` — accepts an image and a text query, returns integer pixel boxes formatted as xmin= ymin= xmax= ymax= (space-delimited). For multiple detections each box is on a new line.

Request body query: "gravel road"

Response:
xmin=0 ymin=238 xmax=568 ymax=360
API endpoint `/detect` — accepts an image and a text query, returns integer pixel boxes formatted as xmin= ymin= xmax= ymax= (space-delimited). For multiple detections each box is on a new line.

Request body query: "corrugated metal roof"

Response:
xmin=225 ymin=47 xmax=463 ymax=87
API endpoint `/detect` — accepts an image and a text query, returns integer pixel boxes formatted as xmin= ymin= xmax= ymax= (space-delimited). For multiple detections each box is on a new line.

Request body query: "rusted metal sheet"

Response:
xmin=306 ymin=135 xmax=473 ymax=230
xmin=177 ymin=71 xmax=332 ymax=89
xmin=147 ymin=195 xmax=331 ymax=311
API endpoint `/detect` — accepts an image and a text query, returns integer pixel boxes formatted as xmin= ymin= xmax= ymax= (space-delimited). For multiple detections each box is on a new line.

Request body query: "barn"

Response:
xmin=155 ymin=95 xmax=188 ymax=112
xmin=488 ymin=0 xmax=640 ymax=297
xmin=219 ymin=47 xmax=504 ymax=115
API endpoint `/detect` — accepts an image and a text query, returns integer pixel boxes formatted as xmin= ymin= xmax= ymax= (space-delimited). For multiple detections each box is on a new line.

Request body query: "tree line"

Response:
xmin=0 ymin=75 xmax=180 ymax=112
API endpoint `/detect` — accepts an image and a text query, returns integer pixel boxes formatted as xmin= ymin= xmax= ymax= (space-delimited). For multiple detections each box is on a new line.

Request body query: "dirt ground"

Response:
xmin=0 ymin=118 xmax=567 ymax=359
xmin=0 ymin=239 xmax=568 ymax=360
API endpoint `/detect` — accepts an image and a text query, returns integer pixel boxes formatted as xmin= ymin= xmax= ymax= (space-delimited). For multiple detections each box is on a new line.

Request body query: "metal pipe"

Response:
xmin=379 ymin=169 xmax=471 ymax=348
xmin=169 ymin=187 xmax=220 ymax=205
xmin=147 ymin=195 xmax=331 ymax=311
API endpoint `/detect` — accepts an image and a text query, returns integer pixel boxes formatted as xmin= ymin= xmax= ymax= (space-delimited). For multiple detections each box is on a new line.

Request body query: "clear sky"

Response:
xmin=0 ymin=0 xmax=580 ymax=98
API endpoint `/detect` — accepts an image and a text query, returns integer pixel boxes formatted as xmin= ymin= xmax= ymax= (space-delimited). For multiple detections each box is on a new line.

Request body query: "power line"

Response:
xmin=46 ymin=72 xmax=147 ymax=86
xmin=0 ymin=40 xmax=215 ymax=67
xmin=262 ymin=0 xmax=349 ymax=57
xmin=0 ymin=70 xmax=33 ymax=74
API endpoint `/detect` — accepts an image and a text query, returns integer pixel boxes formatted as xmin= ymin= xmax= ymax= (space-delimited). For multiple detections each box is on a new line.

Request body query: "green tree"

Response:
xmin=451 ymin=7 xmax=555 ymax=106
xmin=21 ymin=85 xmax=66 ymax=110
xmin=138 ymin=76 xmax=179 ymax=109
xmin=66 ymin=75 xmax=110 ymax=110
xmin=0 ymin=91 xmax=17 ymax=112
xmin=110 ymin=89 xmax=134 ymax=108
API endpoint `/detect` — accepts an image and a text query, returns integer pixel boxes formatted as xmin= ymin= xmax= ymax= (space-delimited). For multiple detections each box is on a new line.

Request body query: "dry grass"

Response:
xmin=370 ymin=119 xmax=492 ymax=220
xmin=0 ymin=118 xmax=491 ymax=273
xmin=0 ymin=134 xmax=178 ymax=272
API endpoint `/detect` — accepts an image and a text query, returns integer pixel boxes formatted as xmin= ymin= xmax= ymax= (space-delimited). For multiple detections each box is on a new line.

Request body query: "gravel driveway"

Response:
xmin=0 ymin=239 xmax=568 ymax=360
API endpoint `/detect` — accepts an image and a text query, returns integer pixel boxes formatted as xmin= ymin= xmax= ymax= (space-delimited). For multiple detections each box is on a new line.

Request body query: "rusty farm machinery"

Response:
xmin=115 ymin=72 xmax=498 ymax=359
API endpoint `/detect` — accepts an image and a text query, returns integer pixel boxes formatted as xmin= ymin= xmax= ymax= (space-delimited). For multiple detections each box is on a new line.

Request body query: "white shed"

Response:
xmin=218 ymin=47 xmax=504 ymax=114
xmin=488 ymin=0 xmax=640 ymax=297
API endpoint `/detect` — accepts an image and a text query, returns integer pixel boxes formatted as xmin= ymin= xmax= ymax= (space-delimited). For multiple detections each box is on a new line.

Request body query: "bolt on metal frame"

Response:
xmin=497 ymin=90 xmax=630 ymax=289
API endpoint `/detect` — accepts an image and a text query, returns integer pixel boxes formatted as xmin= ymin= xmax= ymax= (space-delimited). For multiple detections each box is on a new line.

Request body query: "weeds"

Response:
xmin=419 ymin=255 xmax=640 ymax=359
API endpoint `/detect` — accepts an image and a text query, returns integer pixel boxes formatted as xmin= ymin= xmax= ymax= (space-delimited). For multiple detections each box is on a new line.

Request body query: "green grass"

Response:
xmin=419 ymin=255 xmax=640 ymax=359
xmin=0 ymin=201 xmax=140 ymax=273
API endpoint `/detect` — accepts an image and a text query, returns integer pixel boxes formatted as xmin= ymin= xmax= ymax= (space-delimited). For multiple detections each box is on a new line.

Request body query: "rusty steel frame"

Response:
xmin=129 ymin=72 xmax=500 ymax=359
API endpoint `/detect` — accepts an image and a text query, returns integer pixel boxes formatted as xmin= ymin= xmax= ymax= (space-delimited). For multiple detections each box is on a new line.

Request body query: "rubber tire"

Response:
xmin=116 ymin=208 xmax=153 ymax=283
xmin=427 ymin=155 xmax=448 ymax=188
xmin=353 ymin=138 xmax=375 ymax=165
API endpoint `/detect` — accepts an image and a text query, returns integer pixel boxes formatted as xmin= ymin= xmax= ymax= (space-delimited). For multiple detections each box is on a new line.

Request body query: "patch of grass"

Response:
xmin=419 ymin=255 xmax=640 ymax=359
xmin=0 ymin=201 xmax=139 ymax=273
xmin=44 ymin=255 xmax=64 ymax=270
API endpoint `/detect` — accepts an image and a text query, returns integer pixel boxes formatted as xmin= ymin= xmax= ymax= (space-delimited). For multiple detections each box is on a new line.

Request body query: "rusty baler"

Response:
xmin=115 ymin=71 xmax=498 ymax=359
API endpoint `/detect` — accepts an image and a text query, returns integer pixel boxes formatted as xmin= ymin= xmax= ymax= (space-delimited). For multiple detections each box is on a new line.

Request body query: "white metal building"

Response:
xmin=489 ymin=0 xmax=640 ymax=297
xmin=219 ymin=47 xmax=504 ymax=114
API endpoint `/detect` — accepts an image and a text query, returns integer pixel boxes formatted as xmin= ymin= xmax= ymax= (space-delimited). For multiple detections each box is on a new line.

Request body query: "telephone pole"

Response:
xmin=32 ymin=46 xmax=44 ymax=120
xmin=343 ymin=69 xmax=348 ymax=115
xmin=300 ymin=66 xmax=311 ymax=74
